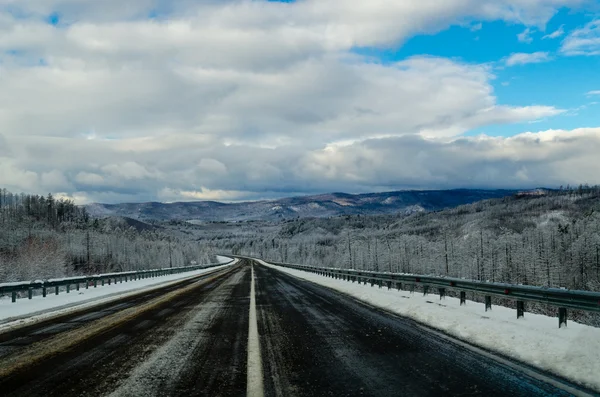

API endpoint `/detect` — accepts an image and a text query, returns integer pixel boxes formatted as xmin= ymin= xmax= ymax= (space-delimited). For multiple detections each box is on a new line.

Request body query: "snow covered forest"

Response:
xmin=0 ymin=189 xmax=216 ymax=283
xmin=209 ymin=186 xmax=600 ymax=294
xmin=3 ymin=185 xmax=600 ymax=300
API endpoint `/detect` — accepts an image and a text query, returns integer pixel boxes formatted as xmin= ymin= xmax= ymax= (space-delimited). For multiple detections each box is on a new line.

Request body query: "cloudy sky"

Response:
xmin=1 ymin=0 xmax=600 ymax=203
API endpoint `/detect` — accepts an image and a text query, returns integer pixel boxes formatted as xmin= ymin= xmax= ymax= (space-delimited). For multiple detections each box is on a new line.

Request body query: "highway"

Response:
xmin=0 ymin=259 xmax=594 ymax=397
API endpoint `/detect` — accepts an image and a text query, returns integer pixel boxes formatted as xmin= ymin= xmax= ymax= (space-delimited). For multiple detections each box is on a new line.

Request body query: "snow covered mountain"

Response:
xmin=85 ymin=189 xmax=518 ymax=222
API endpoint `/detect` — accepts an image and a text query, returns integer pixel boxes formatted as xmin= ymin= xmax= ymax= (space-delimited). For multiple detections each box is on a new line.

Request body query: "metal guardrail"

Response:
xmin=248 ymin=257 xmax=600 ymax=328
xmin=0 ymin=258 xmax=234 ymax=304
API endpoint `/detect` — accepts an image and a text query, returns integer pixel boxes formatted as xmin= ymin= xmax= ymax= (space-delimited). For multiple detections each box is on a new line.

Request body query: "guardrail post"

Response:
xmin=460 ymin=291 xmax=466 ymax=305
xmin=43 ymin=286 xmax=47 ymax=297
xmin=101 ymin=279 xmax=104 ymax=286
xmin=55 ymin=285 xmax=59 ymax=295
xmin=86 ymin=280 xmax=89 ymax=289
xmin=517 ymin=301 xmax=525 ymax=318
xmin=378 ymin=280 xmax=383 ymax=288
xmin=559 ymin=308 xmax=567 ymax=328
xmin=28 ymin=288 xmax=33 ymax=300
xmin=485 ymin=296 xmax=492 ymax=311
xmin=423 ymin=285 xmax=429 ymax=296
xmin=387 ymin=281 xmax=391 ymax=290
xmin=108 ymin=278 xmax=111 ymax=285
xmin=67 ymin=284 xmax=70 ymax=293
xmin=94 ymin=279 xmax=98 ymax=288
xmin=370 ymin=279 xmax=374 ymax=287
xmin=439 ymin=288 xmax=446 ymax=300
xmin=12 ymin=291 xmax=16 ymax=303
xmin=76 ymin=283 xmax=80 ymax=291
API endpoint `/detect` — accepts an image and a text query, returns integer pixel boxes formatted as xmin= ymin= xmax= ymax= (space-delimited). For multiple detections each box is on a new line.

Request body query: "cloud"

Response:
xmin=561 ymin=19 xmax=600 ymax=55
xmin=0 ymin=0 xmax=591 ymax=202
xmin=517 ymin=28 xmax=534 ymax=43
xmin=542 ymin=24 xmax=565 ymax=39
xmin=0 ymin=134 xmax=11 ymax=157
xmin=586 ymin=90 xmax=600 ymax=96
xmin=298 ymin=128 xmax=600 ymax=191
xmin=4 ymin=126 xmax=599 ymax=204
xmin=505 ymin=51 xmax=551 ymax=66
xmin=158 ymin=187 xmax=246 ymax=202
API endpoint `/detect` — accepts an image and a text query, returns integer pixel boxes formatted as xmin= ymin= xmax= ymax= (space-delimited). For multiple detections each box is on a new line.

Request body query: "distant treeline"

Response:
xmin=0 ymin=189 xmax=216 ymax=283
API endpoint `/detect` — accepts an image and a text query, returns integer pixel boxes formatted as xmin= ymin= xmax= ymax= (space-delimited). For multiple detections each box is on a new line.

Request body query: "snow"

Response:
xmin=216 ymin=255 xmax=234 ymax=264
xmin=258 ymin=260 xmax=600 ymax=392
xmin=0 ymin=258 xmax=237 ymax=330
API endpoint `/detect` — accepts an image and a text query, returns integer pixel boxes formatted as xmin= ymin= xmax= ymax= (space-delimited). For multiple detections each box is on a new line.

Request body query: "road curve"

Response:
xmin=0 ymin=260 xmax=595 ymax=397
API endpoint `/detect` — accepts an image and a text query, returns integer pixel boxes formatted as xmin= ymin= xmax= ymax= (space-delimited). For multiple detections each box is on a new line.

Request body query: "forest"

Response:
xmin=201 ymin=186 xmax=600 ymax=294
xmin=3 ymin=185 xmax=600 ymax=324
xmin=186 ymin=186 xmax=600 ymax=324
xmin=0 ymin=189 xmax=217 ymax=283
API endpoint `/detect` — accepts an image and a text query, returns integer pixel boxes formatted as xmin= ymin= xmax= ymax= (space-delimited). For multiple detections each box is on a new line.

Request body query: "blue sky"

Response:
xmin=354 ymin=8 xmax=600 ymax=136
xmin=1 ymin=0 xmax=600 ymax=203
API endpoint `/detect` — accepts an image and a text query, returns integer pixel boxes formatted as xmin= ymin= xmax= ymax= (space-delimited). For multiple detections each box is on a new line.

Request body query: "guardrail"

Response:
xmin=247 ymin=257 xmax=600 ymax=328
xmin=0 ymin=258 xmax=234 ymax=304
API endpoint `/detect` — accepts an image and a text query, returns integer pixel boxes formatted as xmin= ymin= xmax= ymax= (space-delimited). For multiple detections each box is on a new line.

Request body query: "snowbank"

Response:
xmin=216 ymin=255 xmax=234 ymax=264
xmin=258 ymin=260 xmax=600 ymax=392
xmin=0 ymin=259 xmax=237 ymax=330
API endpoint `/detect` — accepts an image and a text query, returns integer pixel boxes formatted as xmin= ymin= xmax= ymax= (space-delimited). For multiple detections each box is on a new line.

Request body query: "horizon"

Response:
xmin=86 ymin=186 xmax=542 ymax=206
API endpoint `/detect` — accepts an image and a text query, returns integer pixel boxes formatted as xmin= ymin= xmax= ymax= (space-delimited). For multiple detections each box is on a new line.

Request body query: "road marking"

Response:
xmin=247 ymin=264 xmax=264 ymax=397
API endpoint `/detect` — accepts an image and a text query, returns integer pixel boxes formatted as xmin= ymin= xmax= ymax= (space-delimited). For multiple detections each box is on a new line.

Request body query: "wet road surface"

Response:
xmin=0 ymin=260 xmax=594 ymax=397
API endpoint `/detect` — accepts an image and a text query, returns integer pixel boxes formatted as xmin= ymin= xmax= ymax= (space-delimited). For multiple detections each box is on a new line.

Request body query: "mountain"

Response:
xmin=85 ymin=189 xmax=520 ymax=222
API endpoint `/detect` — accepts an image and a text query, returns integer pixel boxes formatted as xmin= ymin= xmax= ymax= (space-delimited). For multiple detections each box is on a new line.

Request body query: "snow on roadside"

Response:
xmin=216 ymin=255 xmax=234 ymax=264
xmin=258 ymin=260 xmax=600 ymax=392
xmin=0 ymin=258 xmax=237 ymax=330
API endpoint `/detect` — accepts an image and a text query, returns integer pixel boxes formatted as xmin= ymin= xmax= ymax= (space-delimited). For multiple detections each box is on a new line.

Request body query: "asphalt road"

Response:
xmin=0 ymin=260 xmax=595 ymax=397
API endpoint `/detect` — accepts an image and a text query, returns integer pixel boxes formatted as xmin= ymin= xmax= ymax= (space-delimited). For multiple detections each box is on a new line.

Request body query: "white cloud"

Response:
xmin=505 ymin=51 xmax=551 ymax=66
xmin=542 ymin=24 xmax=565 ymax=39
xmin=586 ymin=90 xmax=600 ymax=96
xmin=40 ymin=170 xmax=72 ymax=191
xmin=517 ymin=27 xmax=534 ymax=43
xmin=75 ymin=172 xmax=105 ymax=186
xmin=4 ymin=126 xmax=599 ymax=204
xmin=0 ymin=0 xmax=593 ymax=202
xmin=158 ymin=187 xmax=245 ymax=202
xmin=298 ymin=128 xmax=600 ymax=191
xmin=101 ymin=162 xmax=154 ymax=180
xmin=561 ymin=19 xmax=600 ymax=55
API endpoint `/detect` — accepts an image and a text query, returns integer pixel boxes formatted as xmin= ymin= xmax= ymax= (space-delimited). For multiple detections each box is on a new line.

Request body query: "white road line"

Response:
xmin=247 ymin=264 xmax=264 ymax=397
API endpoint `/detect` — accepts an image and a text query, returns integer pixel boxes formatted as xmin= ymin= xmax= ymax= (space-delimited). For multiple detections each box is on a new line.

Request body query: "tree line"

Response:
xmin=0 ymin=189 xmax=216 ymax=283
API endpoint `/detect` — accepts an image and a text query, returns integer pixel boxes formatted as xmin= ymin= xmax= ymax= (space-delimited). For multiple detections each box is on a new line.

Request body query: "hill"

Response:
xmin=85 ymin=189 xmax=519 ymax=222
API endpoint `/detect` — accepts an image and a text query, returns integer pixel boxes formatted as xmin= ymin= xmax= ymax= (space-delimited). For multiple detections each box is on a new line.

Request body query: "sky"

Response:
xmin=1 ymin=0 xmax=600 ymax=204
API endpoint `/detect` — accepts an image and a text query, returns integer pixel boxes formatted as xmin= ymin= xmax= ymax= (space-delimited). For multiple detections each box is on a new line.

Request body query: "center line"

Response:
xmin=247 ymin=263 xmax=264 ymax=397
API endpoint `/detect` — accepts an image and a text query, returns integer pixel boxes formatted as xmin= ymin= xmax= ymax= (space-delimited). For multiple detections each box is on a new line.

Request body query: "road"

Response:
xmin=0 ymin=260 xmax=594 ymax=397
